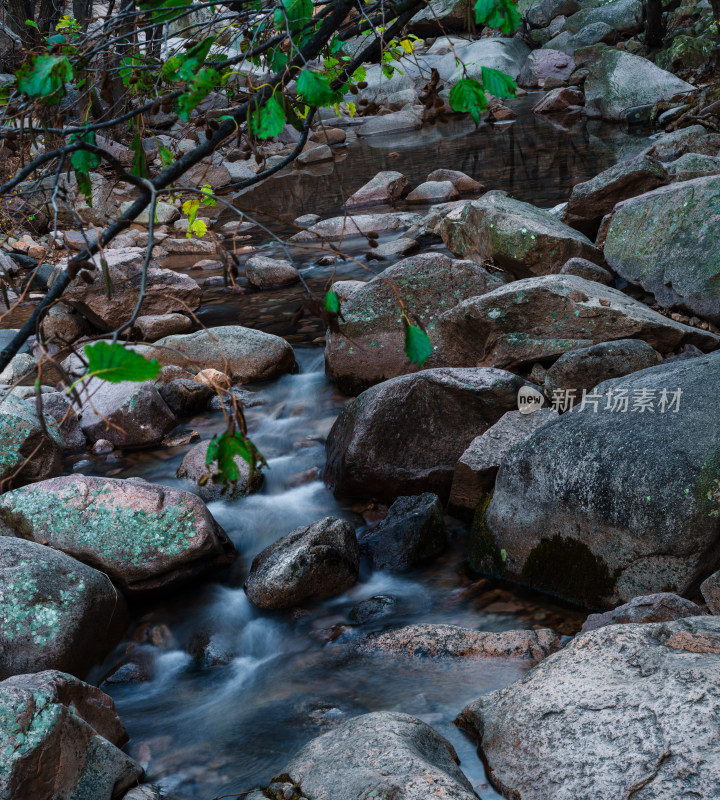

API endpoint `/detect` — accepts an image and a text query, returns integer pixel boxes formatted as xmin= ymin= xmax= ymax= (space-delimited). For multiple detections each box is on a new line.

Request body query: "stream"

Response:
xmin=71 ymin=95 xmax=652 ymax=799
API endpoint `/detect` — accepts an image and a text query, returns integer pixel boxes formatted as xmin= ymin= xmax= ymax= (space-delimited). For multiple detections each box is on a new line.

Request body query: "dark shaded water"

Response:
xmin=70 ymin=100 xmax=648 ymax=799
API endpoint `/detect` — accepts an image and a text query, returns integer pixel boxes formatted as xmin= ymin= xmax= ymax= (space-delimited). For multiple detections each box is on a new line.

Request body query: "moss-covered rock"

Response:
xmin=656 ymin=34 xmax=714 ymax=72
xmin=0 ymin=475 xmax=236 ymax=595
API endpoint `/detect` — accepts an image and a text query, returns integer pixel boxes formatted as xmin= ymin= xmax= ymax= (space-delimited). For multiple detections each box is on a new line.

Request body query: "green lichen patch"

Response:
xmin=469 ymin=491 xmax=505 ymax=577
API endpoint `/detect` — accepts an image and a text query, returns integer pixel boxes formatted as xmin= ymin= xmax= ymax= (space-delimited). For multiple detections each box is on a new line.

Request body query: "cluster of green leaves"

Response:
xmin=161 ymin=37 xmax=230 ymax=121
xmin=449 ymin=67 xmax=517 ymax=123
xmin=16 ymin=53 xmax=72 ymax=105
xmin=205 ymin=430 xmax=266 ymax=487
xmin=474 ymin=0 xmax=522 ymax=33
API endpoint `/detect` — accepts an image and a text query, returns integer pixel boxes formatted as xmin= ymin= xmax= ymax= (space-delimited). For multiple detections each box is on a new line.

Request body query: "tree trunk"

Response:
xmin=645 ymin=0 xmax=664 ymax=49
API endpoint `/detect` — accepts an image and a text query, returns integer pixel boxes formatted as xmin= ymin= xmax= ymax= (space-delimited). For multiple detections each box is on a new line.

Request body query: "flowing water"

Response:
xmin=68 ymin=96 xmax=651 ymax=799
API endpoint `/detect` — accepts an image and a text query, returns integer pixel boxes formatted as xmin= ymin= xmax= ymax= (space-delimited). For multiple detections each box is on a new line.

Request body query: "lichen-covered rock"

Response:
xmin=78 ymin=378 xmax=177 ymax=449
xmin=562 ymin=154 xmax=669 ymax=237
xmin=177 ymin=439 xmax=264 ymax=501
xmin=544 ymin=338 xmax=661 ymax=398
xmin=0 ymin=538 xmax=128 ymax=679
xmin=559 ymin=257 xmax=613 ymax=284
xmin=277 ymin=711 xmax=477 ymax=800
xmin=518 ymin=49 xmax=575 ymax=88
xmin=356 ymin=623 xmax=561 ymax=661
xmin=543 ymin=22 xmax=615 ymax=56
xmin=581 ymin=592 xmax=707 ymax=633
xmin=440 ymin=192 xmax=602 ymax=278
xmin=0 ymin=475 xmax=236 ymax=595
xmin=244 ymin=517 xmax=359 ymax=610
xmin=642 ymin=124 xmax=716 ymax=162
xmin=148 ymin=325 xmax=295 ymax=383
xmin=666 ymin=153 xmax=720 ymax=182
xmin=449 ymin=409 xmax=559 ymax=517
xmin=526 ymin=0 xmax=580 ymax=28
xmin=604 ymin=176 xmax=720 ymax=324
xmin=358 ymin=493 xmax=446 ymax=571
xmin=701 ymin=571 xmax=720 ymax=614
xmin=0 ymin=670 xmax=142 ymax=800
xmin=0 ymin=393 xmax=63 ymax=490
xmin=584 ymin=49 xmax=694 ymax=121
xmin=58 ymin=248 xmax=201 ymax=331
xmin=457 ymin=616 xmax=720 ymax=800
xmin=563 ymin=0 xmax=643 ymax=35
xmin=158 ymin=378 xmax=214 ymax=416
xmin=324 ymin=253 xmax=503 ymax=394
xmin=437 ymin=275 xmax=718 ymax=371
xmin=481 ymin=352 xmax=720 ymax=608
xmin=245 ymin=255 xmax=300 ymax=290
xmin=324 ymin=368 xmax=531 ymax=503
xmin=345 ymin=170 xmax=409 ymax=208
xmin=656 ymin=34 xmax=714 ymax=72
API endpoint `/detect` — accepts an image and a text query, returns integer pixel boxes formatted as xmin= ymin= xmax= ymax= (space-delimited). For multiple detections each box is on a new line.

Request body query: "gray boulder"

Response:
xmin=324 ymin=368 xmax=531 ymax=503
xmin=277 ymin=711 xmax=477 ymax=800
xmin=449 ymin=409 xmax=559 ymax=517
xmin=544 ymin=22 xmax=615 ymax=55
xmin=345 ymin=170 xmax=409 ymax=208
xmin=581 ymin=592 xmax=707 ymax=633
xmin=245 ymin=255 xmax=300 ymax=290
xmin=358 ymin=493 xmax=446 ymax=571
xmin=559 ymin=257 xmax=614 ymax=284
xmin=290 ymin=212 xmax=422 ymax=242
xmin=437 ymin=275 xmax=717 ymax=372
xmin=701 ymin=571 xmax=720 ymax=614
xmin=518 ymin=49 xmax=575 ymax=88
xmin=604 ymin=176 xmax=720 ymax=324
xmin=244 ymin=517 xmax=359 ymax=609
xmin=666 ymin=152 xmax=720 ymax=181
xmin=158 ymin=378 xmax=215 ymax=416
xmin=440 ymin=192 xmax=602 ymax=278
xmin=544 ymin=339 xmax=661 ymax=398
xmin=642 ymin=124 xmax=716 ymax=162
xmin=0 ymin=393 xmax=63 ymax=490
xmin=0 ymin=538 xmax=128 ymax=679
xmin=563 ymin=0 xmax=643 ymax=34
xmin=562 ymin=154 xmax=670 ymax=237
xmin=0 ymin=475 xmax=236 ymax=595
xmin=149 ymin=325 xmax=296 ymax=383
xmin=324 ymin=253 xmax=503 ymax=394
xmin=584 ymin=49 xmax=694 ymax=121
xmin=480 ymin=352 xmax=720 ymax=607
xmin=457 ymin=616 xmax=720 ymax=800
xmin=0 ymin=670 xmax=142 ymax=800
xmin=526 ymin=0 xmax=580 ymax=28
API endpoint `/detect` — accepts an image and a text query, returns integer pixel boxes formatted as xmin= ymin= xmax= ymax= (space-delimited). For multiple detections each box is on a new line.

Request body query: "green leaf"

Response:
xmin=205 ymin=430 xmax=266 ymax=487
xmin=187 ymin=218 xmax=207 ymax=239
xmin=325 ymin=289 xmax=340 ymax=314
xmin=176 ymin=66 xmax=221 ymax=120
xmin=474 ymin=0 xmax=522 ymax=34
xmin=130 ymin=131 xmax=149 ymax=178
xmin=269 ymin=47 xmax=289 ymax=72
xmin=84 ymin=341 xmax=161 ymax=383
xmin=200 ymin=184 xmax=217 ymax=206
xmin=296 ymin=69 xmax=338 ymax=107
xmin=137 ymin=0 xmax=186 ymax=23
xmin=182 ymin=198 xmax=200 ymax=227
xmin=404 ymin=321 xmax=432 ymax=366
xmin=70 ymin=131 xmax=100 ymax=205
xmin=352 ymin=65 xmax=366 ymax=82
xmin=178 ymin=37 xmax=215 ymax=82
xmin=248 ymin=94 xmax=286 ymax=139
xmin=273 ymin=0 xmax=313 ymax=32
xmin=16 ymin=53 xmax=72 ymax=104
xmin=449 ymin=77 xmax=488 ymax=124
xmin=159 ymin=145 xmax=174 ymax=167
xmin=481 ymin=66 xmax=517 ymax=99
xmin=161 ymin=55 xmax=182 ymax=82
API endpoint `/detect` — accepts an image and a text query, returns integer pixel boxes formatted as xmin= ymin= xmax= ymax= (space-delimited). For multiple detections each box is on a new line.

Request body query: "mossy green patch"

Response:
xmin=469 ymin=490 xmax=504 ymax=577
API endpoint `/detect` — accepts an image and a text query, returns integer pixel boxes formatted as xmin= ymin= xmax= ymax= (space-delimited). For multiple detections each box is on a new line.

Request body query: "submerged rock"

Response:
xmin=0 ymin=670 xmax=142 ymax=800
xmin=440 ymin=192 xmax=602 ymax=277
xmin=457 ymin=616 xmax=720 ymax=800
xmin=324 ymin=253 xmax=503 ymax=394
xmin=358 ymin=493 xmax=446 ymax=571
xmin=245 ymin=517 xmax=359 ymax=610
xmin=0 ymin=475 xmax=236 ymax=595
xmin=357 ymin=623 xmax=561 ymax=661
xmin=275 ymin=711 xmax=478 ymax=800
xmin=325 ymin=368 xmax=531 ymax=503
xmin=0 ymin=538 xmax=127 ymax=679
xmin=480 ymin=352 xmax=720 ymax=607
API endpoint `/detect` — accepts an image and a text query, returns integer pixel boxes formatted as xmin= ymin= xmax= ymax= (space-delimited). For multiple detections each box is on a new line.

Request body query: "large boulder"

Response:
xmin=603 ymin=176 xmax=720 ymax=324
xmin=58 ymin=248 xmax=201 ymax=331
xmin=148 ymin=325 xmax=295 ymax=383
xmin=561 ymin=154 xmax=670 ymax=237
xmin=324 ymin=253 xmax=503 ymax=394
xmin=440 ymin=192 xmax=602 ymax=278
xmin=0 ymin=538 xmax=128 ymax=679
xmin=79 ymin=378 xmax=177 ymax=448
xmin=358 ymin=493 xmax=446 ymax=571
xmin=244 ymin=517 xmax=359 ymax=610
xmin=272 ymin=711 xmax=478 ymax=800
xmin=437 ymin=39 xmax=531 ymax=93
xmin=324 ymin=368 xmax=531 ymax=503
xmin=543 ymin=22 xmax=615 ymax=56
xmin=563 ymin=0 xmax=643 ymax=34
xmin=0 ymin=475 xmax=236 ymax=595
xmin=437 ymin=275 xmax=719 ymax=371
xmin=584 ymin=49 xmax=694 ymax=121
xmin=480 ymin=352 xmax=720 ymax=608
xmin=0 ymin=393 xmax=63 ymax=490
xmin=457 ymin=616 xmax=720 ymax=800
xmin=0 ymin=670 xmax=142 ymax=800
xmin=581 ymin=592 xmax=707 ymax=633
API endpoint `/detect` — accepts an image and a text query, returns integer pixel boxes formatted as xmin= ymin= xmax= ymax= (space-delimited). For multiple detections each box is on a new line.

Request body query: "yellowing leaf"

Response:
xmin=399 ymin=39 xmax=415 ymax=54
